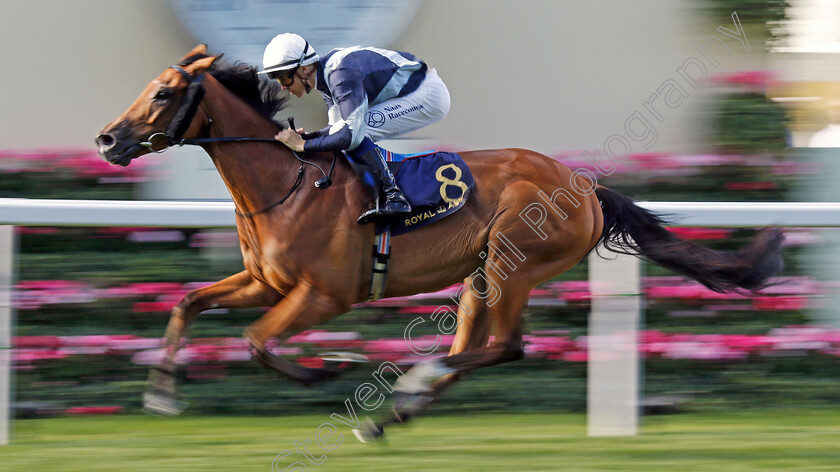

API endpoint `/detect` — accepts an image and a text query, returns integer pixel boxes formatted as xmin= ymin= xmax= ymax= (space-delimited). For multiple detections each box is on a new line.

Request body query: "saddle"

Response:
xmin=345 ymin=146 xmax=475 ymax=236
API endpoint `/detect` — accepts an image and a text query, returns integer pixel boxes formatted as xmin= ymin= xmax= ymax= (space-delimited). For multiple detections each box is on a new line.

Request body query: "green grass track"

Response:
xmin=3 ymin=409 xmax=839 ymax=471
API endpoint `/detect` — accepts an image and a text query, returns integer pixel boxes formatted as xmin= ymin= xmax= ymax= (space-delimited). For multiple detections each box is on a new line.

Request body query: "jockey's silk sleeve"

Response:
xmin=304 ymin=68 xmax=365 ymax=152
xmin=321 ymin=93 xmax=342 ymax=126
xmin=327 ymin=104 xmax=342 ymax=126
xmin=300 ymin=127 xmax=330 ymax=140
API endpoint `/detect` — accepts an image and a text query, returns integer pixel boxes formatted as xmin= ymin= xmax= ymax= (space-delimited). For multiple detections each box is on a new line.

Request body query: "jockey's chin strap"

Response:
xmin=139 ymin=65 xmax=336 ymax=202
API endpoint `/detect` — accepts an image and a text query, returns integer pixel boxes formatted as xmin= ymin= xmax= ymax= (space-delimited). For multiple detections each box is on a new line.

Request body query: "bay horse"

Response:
xmin=96 ymin=45 xmax=783 ymax=440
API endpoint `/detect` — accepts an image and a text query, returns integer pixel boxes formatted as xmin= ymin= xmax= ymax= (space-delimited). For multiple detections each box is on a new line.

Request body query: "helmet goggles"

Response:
xmin=267 ymin=67 xmax=298 ymax=86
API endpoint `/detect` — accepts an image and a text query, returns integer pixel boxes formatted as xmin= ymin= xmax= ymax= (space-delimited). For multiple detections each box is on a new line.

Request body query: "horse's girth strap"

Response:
xmin=368 ymin=229 xmax=391 ymax=301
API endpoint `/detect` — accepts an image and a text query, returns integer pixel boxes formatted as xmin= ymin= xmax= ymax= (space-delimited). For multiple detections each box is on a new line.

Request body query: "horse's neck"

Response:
xmin=197 ymin=79 xmax=308 ymax=215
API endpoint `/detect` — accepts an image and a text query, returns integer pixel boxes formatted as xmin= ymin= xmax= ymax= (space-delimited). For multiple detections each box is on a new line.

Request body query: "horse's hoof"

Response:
xmin=143 ymin=391 xmax=187 ymax=416
xmin=352 ymin=417 xmax=384 ymax=444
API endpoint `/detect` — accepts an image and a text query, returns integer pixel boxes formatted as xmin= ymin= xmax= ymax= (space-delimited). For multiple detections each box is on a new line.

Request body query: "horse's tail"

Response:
xmin=594 ymin=186 xmax=784 ymax=292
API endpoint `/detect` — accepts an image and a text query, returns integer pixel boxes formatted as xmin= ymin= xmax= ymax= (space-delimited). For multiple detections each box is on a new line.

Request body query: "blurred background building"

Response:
xmin=3 ymin=0 xmax=723 ymax=198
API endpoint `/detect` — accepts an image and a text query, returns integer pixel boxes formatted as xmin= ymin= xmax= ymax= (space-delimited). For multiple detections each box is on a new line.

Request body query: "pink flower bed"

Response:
xmin=709 ymin=70 xmax=777 ymax=89
xmin=12 ymin=326 xmax=840 ymax=369
xmin=12 ymin=274 xmax=826 ymax=315
xmin=0 ymin=149 xmax=150 ymax=181
xmin=548 ymin=152 xmax=818 ymax=180
xmin=549 ymin=276 xmax=825 ymax=311
xmin=14 ymin=281 xmax=214 ymax=311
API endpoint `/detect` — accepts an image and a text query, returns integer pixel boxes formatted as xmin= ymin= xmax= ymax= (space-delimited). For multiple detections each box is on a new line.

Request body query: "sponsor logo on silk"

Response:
xmin=365 ymin=110 xmax=386 ymax=128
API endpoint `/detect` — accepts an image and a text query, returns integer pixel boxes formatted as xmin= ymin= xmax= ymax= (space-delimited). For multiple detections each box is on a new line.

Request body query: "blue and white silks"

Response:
xmin=303 ymin=47 xmax=428 ymax=153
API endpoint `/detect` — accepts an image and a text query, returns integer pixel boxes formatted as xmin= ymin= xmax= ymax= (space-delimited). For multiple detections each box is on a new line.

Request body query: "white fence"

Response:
xmin=2 ymin=198 xmax=840 ymax=444
xmin=3 ymin=198 xmax=840 ymax=227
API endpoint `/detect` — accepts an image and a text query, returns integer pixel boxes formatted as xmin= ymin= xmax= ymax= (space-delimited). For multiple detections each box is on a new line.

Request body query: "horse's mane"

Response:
xmin=179 ymin=53 xmax=290 ymax=127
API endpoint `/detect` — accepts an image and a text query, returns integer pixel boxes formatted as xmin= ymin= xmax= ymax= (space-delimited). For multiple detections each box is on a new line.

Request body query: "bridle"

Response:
xmin=139 ymin=65 xmax=336 ymax=217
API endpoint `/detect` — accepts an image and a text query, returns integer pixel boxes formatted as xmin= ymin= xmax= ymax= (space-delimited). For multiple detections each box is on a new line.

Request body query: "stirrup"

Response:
xmin=357 ymin=192 xmax=412 ymax=225
xmin=357 ymin=210 xmax=379 ymax=225
xmin=357 ymin=195 xmax=382 ymax=225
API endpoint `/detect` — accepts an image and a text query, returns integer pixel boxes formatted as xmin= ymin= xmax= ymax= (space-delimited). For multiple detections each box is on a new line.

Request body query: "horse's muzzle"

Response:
xmin=96 ymin=132 xmax=116 ymax=153
xmin=95 ymin=132 xmax=143 ymax=166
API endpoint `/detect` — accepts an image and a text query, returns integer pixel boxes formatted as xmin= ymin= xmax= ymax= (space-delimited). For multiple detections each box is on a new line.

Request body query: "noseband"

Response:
xmin=140 ymin=64 xmax=336 ymax=217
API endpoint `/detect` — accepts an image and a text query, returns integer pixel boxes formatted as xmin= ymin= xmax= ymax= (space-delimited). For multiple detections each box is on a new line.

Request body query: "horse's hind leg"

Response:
xmin=395 ymin=261 xmax=532 ymax=397
xmin=432 ymin=287 xmax=492 ymax=393
xmin=390 ymin=218 xmax=586 ymax=403
xmin=401 ymin=286 xmax=490 ymax=413
xmin=243 ymin=282 xmax=349 ymax=386
xmin=396 ymin=194 xmax=594 ymax=393
xmin=145 ymin=270 xmax=281 ymax=415
xmin=352 ymin=285 xmax=490 ymax=442
xmin=347 ymin=278 xmax=528 ymax=443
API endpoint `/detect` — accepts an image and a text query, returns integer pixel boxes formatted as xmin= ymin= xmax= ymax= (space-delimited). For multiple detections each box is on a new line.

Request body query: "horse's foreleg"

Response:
xmin=243 ymin=282 xmax=347 ymax=386
xmin=145 ymin=270 xmax=281 ymax=415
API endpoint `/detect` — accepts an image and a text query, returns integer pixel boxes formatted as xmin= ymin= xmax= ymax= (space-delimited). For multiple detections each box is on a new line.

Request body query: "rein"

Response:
xmin=141 ymin=65 xmax=336 ymax=218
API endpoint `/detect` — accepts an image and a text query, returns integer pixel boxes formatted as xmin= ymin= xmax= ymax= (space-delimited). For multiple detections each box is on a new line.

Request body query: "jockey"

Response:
xmin=260 ymin=33 xmax=451 ymax=224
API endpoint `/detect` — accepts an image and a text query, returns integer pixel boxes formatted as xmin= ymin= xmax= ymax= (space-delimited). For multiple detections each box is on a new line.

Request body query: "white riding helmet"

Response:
xmin=260 ymin=33 xmax=320 ymax=75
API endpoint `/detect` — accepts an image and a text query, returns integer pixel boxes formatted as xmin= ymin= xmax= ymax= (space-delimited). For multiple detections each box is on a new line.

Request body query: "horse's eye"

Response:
xmin=154 ymin=89 xmax=173 ymax=101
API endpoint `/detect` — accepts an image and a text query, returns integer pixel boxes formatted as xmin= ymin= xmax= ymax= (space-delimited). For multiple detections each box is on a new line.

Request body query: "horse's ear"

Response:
xmin=186 ymin=54 xmax=220 ymax=76
xmin=179 ymin=44 xmax=208 ymax=63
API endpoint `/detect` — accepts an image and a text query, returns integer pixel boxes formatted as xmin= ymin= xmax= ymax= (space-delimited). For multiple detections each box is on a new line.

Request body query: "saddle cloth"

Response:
xmin=346 ymin=147 xmax=474 ymax=236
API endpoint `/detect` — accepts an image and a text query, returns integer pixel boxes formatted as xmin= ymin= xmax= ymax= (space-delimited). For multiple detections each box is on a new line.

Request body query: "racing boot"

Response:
xmin=353 ymin=143 xmax=412 ymax=225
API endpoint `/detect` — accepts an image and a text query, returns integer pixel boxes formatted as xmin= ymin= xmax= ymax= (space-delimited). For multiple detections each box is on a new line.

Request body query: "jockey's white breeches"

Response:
xmin=363 ymin=68 xmax=450 ymax=142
